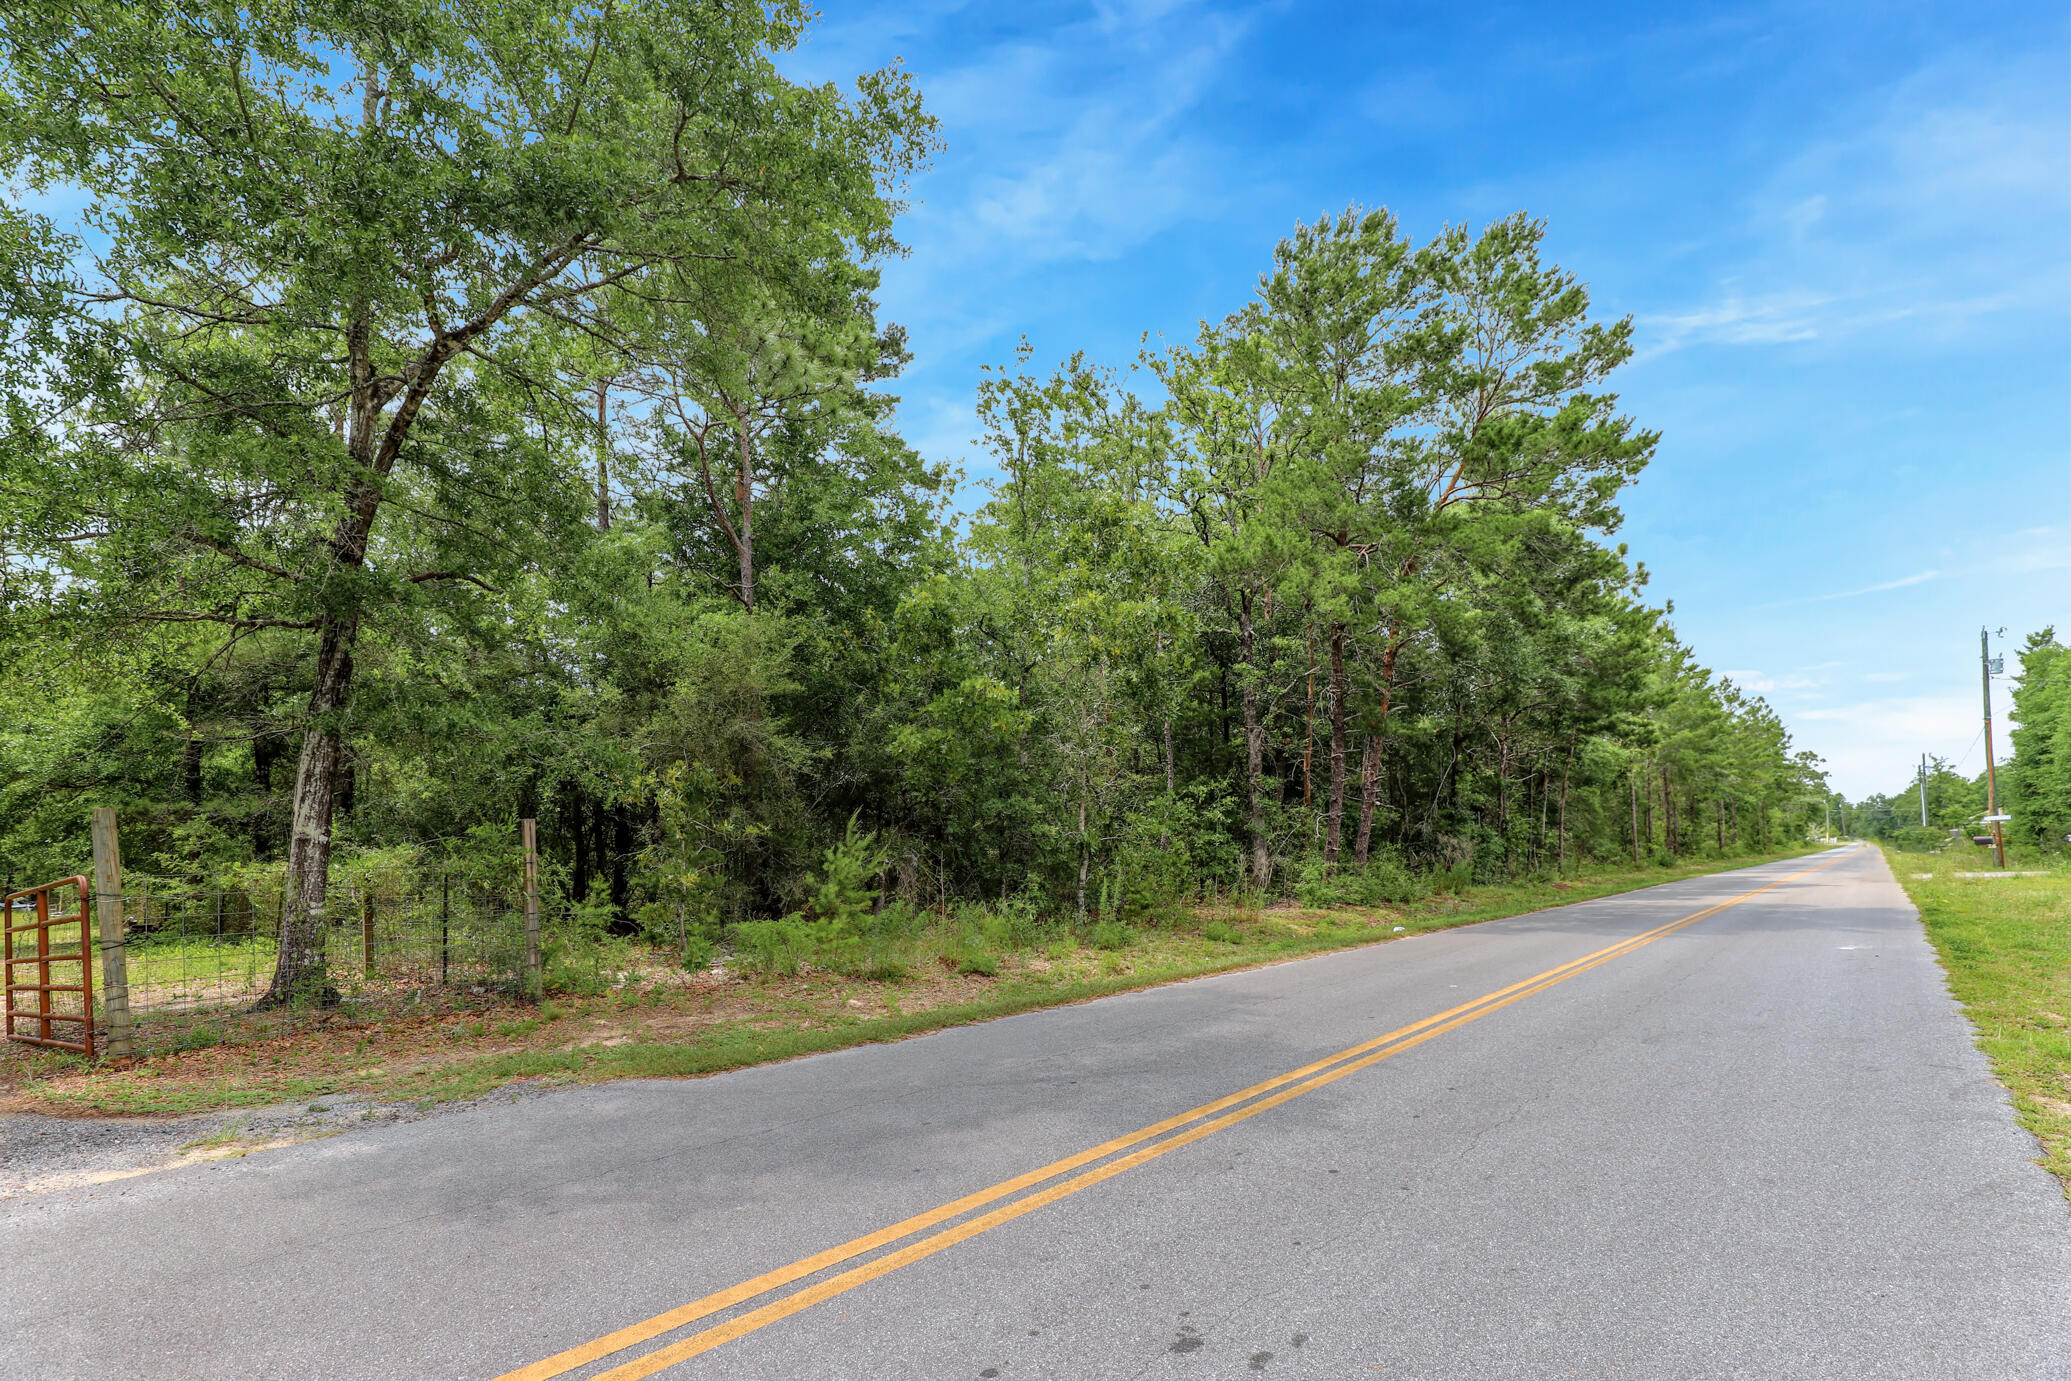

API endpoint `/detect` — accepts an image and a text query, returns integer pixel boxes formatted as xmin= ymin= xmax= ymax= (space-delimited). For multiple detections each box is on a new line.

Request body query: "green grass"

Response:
xmin=17 ymin=844 xmax=1830 ymax=1118
xmin=1886 ymin=851 xmax=2071 ymax=1201
xmin=123 ymin=934 xmax=278 ymax=994
xmin=176 ymin=1116 xmax=250 ymax=1153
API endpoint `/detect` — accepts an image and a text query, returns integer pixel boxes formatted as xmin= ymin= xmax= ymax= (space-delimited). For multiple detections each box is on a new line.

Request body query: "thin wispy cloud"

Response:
xmin=1721 ymin=669 xmax=1822 ymax=695
xmin=1638 ymin=50 xmax=2068 ymax=360
xmin=1757 ymin=570 xmax=1940 ymax=609
xmin=1790 ymin=693 xmax=1993 ymax=792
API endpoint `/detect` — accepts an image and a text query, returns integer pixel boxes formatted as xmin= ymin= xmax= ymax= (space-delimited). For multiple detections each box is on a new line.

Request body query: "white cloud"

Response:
xmin=905 ymin=8 xmax=1251 ymax=271
xmin=1643 ymin=288 xmax=1830 ymax=352
xmin=1756 ymin=569 xmax=1940 ymax=609
xmin=1640 ymin=51 xmax=2070 ymax=358
xmin=818 ymin=2 xmax=1261 ymax=480
xmin=1792 ymin=692 xmax=1990 ymax=797
xmin=1722 ymin=668 xmax=1825 ymax=696
xmin=1998 ymin=529 xmax=2071 ymax=575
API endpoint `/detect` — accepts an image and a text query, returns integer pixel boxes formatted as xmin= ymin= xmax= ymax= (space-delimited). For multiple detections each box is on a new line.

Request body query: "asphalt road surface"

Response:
xmin=6 ymin=847 xmax=2068 ymax=1379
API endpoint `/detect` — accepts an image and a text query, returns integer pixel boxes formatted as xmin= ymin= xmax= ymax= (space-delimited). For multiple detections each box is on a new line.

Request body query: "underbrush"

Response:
xmin=5 ymin=844 xmax=1828 ymax=1116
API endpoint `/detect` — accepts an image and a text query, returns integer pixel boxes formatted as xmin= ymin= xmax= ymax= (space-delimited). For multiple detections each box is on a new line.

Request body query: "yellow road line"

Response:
xmin=497 ymin=849 xmax=1855 ymax=1381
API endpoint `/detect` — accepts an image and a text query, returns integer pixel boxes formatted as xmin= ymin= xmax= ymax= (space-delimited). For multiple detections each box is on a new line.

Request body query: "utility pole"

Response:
xmin=1981 ymin=626 xmax=2007 ymax=868
xmin=1823 ymin=795 xmax=1830 ymax=840
xmin=1918 ymin=753 xmax=1929 ymax=828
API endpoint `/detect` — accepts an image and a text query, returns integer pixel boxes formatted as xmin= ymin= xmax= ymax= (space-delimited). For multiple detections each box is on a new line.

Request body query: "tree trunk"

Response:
xmin=1662 ymin=774 xmax=1675 ymax=857
xmin=261 ymin=299 xmax=391 ymax=1005
xmin=1447 ymin=728 xmax=1463 ymax=819
xmin=1530 ymin=771 xmax=1542 ymax=872
xmin=332 ymin=751 xmax=356 ymax=819
xmin=571 ymin=785 xmax=591 ymax=903
xmin=1158 ymin=626 xmax=1175 ymax=851
xmin=1629 ymin=768 xmax=1640 ymax=865
xmin=1239 ymin=590 xmax=1269 ymax=888
xmin=251 ymin=731 xmax=282 ymax=858
xmin=1323 ymin=623 xmax=1348 ymax=867
xmin=1302 ymin=629 xmax=1315 ymax=808
xmin=259 ymin=616 xmax=357 ymax=1008
xmin=1354 ymin=639 xmax=1398 ymax=867
xmin=1496 ymin=738 xmax=1510 ymax=872
xmin=734 ymin=407 xmax=756 ymax=611
xmin=1075 ymin=789 xmax=1090 ymax=920
xmin=1557 ymin=742 xmax=1572 ymax=873
xmin=595 ymin=381 xmax=612 ymax=532
xmin=1352 ymin=733 xmax=1382 ymax=868
xmin=609 ymin=802 xmax=634 ymax=933
xmin=182 ymin=679 xmax=204 ymax=804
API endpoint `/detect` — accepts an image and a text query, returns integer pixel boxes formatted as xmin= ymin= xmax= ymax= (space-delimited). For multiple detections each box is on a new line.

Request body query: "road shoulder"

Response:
xmin=1885 ymin=846 xmax=2071 ymax=1201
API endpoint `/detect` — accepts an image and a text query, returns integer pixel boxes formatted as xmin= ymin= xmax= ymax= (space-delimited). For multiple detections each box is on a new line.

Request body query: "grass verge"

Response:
xmin=1886 ymin=851 xmax=2071 ymax=1202
xmin=5 ymin=846 xmax=1827 ymax=1119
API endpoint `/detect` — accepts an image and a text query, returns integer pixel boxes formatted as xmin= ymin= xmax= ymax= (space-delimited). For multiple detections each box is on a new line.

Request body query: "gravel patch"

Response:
xmin=0 ymin=1086 xmax=556 ymax=1198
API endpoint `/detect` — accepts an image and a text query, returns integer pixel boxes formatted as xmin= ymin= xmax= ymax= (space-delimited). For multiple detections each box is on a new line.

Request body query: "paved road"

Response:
xmin=5 ymin=847 xmax=2067 ymax=1379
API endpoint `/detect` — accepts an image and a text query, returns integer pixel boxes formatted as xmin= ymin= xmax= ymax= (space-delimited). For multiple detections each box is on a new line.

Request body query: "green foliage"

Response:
xmin=0 ymin=38 xmax=1823 ymax=969
xmin=1088 ymin=921 xmax=1134 ymax=951
xmin=805 ymin=818 xmax=887 ymax=928
xmin=1432 ymin=858 xmax=1474 ymax=896
xmin=731 ymin=920 xmax=814 ymax=979
xmin=1844 ymin=632 xmax=2065 ymax=859
xmin=2007 ymin=629 xmax=2071 ymax=854
xmin=1295 ymin=850 xmax=1424 ymax=907
xmin=680 ymin=930 xmax=718 ymax=973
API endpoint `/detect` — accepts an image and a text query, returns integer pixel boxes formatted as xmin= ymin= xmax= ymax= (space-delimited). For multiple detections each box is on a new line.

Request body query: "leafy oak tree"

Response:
xmin=0 ymin=0 xmax=932 ymax=1002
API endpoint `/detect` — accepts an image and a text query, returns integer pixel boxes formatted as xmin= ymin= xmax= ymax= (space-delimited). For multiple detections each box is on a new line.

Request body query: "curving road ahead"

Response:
xmin=5 ymin=847 xmax=2067 ymax=1379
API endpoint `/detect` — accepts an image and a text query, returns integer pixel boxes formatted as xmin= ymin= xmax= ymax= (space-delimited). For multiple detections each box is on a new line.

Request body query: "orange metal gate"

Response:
xmin=3 ymin=875 xmax=95 ymax=1055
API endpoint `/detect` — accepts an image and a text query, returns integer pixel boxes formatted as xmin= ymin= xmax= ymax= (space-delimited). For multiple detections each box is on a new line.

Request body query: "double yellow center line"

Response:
xmin=496 ymin=849 xmax=1855 ymax=1381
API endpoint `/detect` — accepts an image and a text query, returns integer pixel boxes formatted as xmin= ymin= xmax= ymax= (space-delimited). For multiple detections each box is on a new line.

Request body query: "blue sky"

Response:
xmin=784 ymin=0 xmax=2071 ymax=800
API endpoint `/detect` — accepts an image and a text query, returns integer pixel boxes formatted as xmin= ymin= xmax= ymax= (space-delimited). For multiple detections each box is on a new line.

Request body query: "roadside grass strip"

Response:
xmin=1888 ymin=854 xmax=2071 ymax=1201
xmin=497 ymin=849 xmax=1857 ymax=1381
xmin=5 ymin=846 xmax=1830 ymax=1118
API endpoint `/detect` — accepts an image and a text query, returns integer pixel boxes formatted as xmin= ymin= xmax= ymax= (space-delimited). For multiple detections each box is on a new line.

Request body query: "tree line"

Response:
xmin=0 ymin=1 xmax=1827 ymax=1004
xmin=1847 ymin=628 xmax=2071 ymax=854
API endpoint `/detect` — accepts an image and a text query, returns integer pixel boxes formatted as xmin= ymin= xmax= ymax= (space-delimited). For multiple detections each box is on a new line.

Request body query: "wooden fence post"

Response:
xmin=439 ymin=869 xmax=451 ymax=987
xmin=521 ymin=819 xmax=542 ymax=1001
xmin=361 ymin=891 xmax=375 ymax=977
xmin=89 ymin=808 xmax=136 ymax=1062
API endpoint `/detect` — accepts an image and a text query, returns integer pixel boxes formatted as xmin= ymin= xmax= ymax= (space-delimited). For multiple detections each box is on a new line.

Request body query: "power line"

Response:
xmin=1950 ymin=726 xmax=1984 ymax=773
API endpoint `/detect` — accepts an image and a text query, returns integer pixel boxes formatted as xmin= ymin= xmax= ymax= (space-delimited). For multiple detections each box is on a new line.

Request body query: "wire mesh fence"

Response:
xmin=102 ymin=867 xmax=534 ymax=1054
